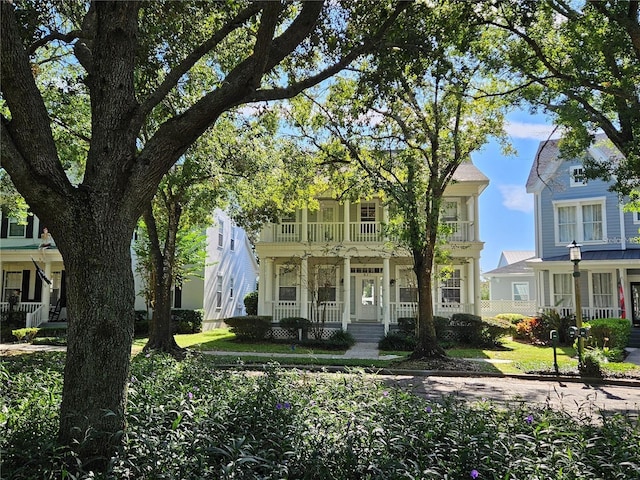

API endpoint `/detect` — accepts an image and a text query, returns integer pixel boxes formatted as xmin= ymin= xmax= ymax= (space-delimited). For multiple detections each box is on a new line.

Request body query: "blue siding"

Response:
xmin=538 ymin=160 xmax=640 ymax=259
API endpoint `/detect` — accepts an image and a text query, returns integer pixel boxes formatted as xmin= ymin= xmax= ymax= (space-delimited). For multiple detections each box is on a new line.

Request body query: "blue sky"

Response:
xmin=472 ymin=110 xmax=558 ymax=275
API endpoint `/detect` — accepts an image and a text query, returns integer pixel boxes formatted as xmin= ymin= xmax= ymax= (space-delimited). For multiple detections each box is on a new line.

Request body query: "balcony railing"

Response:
xmin=267 ymin=220 xmax=475 ymax=243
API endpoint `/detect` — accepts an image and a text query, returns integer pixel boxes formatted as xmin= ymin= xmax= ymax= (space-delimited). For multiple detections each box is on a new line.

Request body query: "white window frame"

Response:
xmin=397 ymin=267 xmax=418 ymax=303
xmin=512 ymin=282 xmax=530 ymax=301
xmin=570 ymin=165 xmax=587 ymax=187
xmin=230 ymin=226 xmax=235 ymax=251
xmin=216 ymin=275 xmax=223 ymax=309
xmin=316 ymin=265 xmax=337 ymax=303
xmin=441 ymin=199 xmax=460 ymax=222
xmin=552 ymin=273 xmax=573 ymax=307
xmin=218 ymin=220 xmax=224 ymax=248
xmin=8 ymin=218 xmax=26 ymax=238
xmin=278 ymin=266 xmax=298 ymax=302
xmin=440 ymin=269 xmax=461 ymax=304
xmin=553 ymin=197 xmax=606 ymax=245
xmin=591 ymin=272 xmax=613 ymax=308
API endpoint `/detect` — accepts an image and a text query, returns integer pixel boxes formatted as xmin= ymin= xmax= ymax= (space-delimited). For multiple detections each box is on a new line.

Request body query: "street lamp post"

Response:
xmin=568 ymin=240 xmax=584 ymax=369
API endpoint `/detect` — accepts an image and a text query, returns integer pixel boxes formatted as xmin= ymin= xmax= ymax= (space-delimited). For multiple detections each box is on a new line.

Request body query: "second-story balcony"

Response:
xmin=264 ymin=220 xmax=476 ymax=243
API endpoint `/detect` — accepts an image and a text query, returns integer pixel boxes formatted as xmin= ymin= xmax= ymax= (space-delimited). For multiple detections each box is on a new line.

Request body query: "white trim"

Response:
xmin=569 ymin=165 xmax=587 ymax=187
xmin=511 ymin=281 xmax=530 ymax=301
xmin=552 ymin=196 xmax=607 ymax=245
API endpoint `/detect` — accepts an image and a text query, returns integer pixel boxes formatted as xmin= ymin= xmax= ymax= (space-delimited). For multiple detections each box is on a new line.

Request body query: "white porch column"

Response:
xmin=342 ymin=256 xmax=351 ymax=330
xmin=42 ymin=261 xmax=52 ymax=317
xmin=300 ymin=256 xmax=308 ymax=319
xmin=472 ymin=258 xmax=481 ymax=316
xmin=343 ymin=200 xmax=350 ymax=242
xmin=382 ymin=257 xmax=390 ymax=333
xmin=260 ymin=258 xmax=274 ymax=316
xmin=472 ymin=195 xmax=480 ymax=241
xmin=302 ymin=207 xmax=308 ymax=242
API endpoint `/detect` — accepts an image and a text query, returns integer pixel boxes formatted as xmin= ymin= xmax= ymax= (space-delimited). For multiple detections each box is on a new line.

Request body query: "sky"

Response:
xmin=472 ymin=110 xmax=560 ymax=275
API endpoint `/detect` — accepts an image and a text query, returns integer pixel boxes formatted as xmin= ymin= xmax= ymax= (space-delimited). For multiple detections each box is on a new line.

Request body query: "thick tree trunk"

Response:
xmin=410 ymin=249 xmax=445 ymax=359
xmin=57 ymin=221 xmax=135 ymax=468
xmin=142 ymin=205 xmax=184 ymax=357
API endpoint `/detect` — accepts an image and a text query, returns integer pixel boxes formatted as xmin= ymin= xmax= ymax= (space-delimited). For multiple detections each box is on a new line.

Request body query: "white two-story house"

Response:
xmin=526 ymin=134 xmax=640 ymax=326
xmin=254 ymin=161 xmax=489 ymax=339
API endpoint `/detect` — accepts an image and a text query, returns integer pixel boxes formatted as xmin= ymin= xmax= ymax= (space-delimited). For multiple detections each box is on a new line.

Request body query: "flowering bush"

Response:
xmin=2 ymin=352 xmax=638 ymax=479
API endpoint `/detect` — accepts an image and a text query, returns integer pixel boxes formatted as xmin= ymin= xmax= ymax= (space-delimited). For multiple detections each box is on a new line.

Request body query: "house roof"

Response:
xmin=538 ymin=249 xmax=640 ymax=262
xmin=484 ymin=257 xmax=535 ymax=277
xmin=452 ymin=161 xmax=489 ymax=183
xmin=525 ymin=133 xmax=621 ymax=194
xmin=498 ymin=250 xmax=535 ymax=267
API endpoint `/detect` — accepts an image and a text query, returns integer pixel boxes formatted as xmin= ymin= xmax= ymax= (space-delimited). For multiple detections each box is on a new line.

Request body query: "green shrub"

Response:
xmin=225 ymin=315 xmax=272 ymax=340
xmin=540 ymin=310 xmax=573 ymax=345
xmin=379 ymin=331 xmax=416 ymax=351
xmin=433 ymin=316 xmax=450 ymax=340
xmin=324 ymin=329 xmax=355 ymax=349
xmin=171 ymin=309 xmax=203 ymax=334
xmin=581 ymin=350 xmax=603 ymax=377
xmin=11 ymin=328 xmax=40 ymax=343
xmin=244 ymin=291 xmax=259 ymax=315
xmin=1 ymin=311 xmax=27 ymax=343
xmin=449 ymin=313 xmax=483 ymax=345
xmin=397 ymin=317 xmax=416 ymax=336
xmin=279 ymin=317 xmax=310 ymax=339
xmin=495 ymin=313 xmax=527 ymax=325
xmin=479 ymin=317 xmax=512 ymax=347
xmin=585 ymin=318 xmax=631 ymax=349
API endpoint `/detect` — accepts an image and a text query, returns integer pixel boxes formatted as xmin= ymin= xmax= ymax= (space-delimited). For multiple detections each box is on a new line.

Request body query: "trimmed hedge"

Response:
xmin=225 ymin=315 xmax=272 ymax=340
xmin=378 ymin=331 xmax=416 ymax=351
xmin=172 ymin=309 xmax=204 ymax=334
xmin=279 ymin=317 xmax=311 ymax=340
xmin=586 ymin=318 xmax=631 ymax=349
xmin=244 ymin=291 xmax=258 ymax=315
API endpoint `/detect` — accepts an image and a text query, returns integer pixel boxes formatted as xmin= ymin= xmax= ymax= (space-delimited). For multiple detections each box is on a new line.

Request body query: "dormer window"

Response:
xmin=570 ymin=165 xmax=587 ymax=186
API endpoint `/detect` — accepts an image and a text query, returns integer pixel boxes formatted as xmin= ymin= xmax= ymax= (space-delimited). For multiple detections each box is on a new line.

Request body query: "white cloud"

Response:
xmin=505 ymin=121 xmax=563 ymax=140
xmin=498 ymin=184 xmax=533 ymax=213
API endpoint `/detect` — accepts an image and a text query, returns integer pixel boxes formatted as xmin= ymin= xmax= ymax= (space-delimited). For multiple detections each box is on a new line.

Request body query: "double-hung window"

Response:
xmin=554 ymin=198 xmax=605 ymax=244
xmin=512 ymin=282 xmax=530 ymax=301
xmin=553 ymin=273 xmax=573 ymax=307
xmin=592 ymin=273 xmax=613 ymax=308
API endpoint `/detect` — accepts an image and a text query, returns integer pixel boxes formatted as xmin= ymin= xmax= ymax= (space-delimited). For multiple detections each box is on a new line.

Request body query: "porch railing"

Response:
xmin=480 ymin=300 xmax=538 ymax=318
xmin=26 ymin=305 xmax=47 ymax=328
xmin=539 ymin=305 xmax=623 ymax=321
xmin=268 ymin=220 xmax=476 ymax=244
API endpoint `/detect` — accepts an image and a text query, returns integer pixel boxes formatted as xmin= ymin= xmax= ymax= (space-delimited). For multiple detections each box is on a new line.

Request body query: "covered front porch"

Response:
xmin=258 ymin=254 xmax=481 ymax=335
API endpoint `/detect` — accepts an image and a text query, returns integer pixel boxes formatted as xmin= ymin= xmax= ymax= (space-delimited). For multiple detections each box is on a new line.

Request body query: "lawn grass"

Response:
xmin=133 ymin=328 xmax=347 ymax=355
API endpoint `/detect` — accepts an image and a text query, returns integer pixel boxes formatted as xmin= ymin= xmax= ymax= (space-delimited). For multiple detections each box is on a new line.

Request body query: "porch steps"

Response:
xmin=347 ymin=323 xmax=385 ymax=343
xmin=629 ymin=327 xmax=640 ymax=348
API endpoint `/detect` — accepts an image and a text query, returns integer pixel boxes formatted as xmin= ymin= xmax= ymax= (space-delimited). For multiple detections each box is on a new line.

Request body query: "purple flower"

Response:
xmin=470 ymin=469 xmax=479 ymax=479
xmin=283 ymin=401 xmax=291 ymax=409
xmin=276 ymin=402 xmax=283 ymax=410
xmin=382 ymin=391 xmax=389 ymax=397
xmin=188 ymin=392 xmax=193 ymax=400
xmin=145 ymin=353 xmax=151 ymax=358
xmin=425 ymin=406 xmax=432 ymax=413
xmin=525 ymin=414 xmax=533 ymax=424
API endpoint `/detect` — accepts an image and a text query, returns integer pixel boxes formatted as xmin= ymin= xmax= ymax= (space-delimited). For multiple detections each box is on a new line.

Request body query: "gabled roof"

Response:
xmin=525 ymin=133 xmax=621 ymax=194
xmin=498 ymin=250 xmax=535 ymax=268
xmin=484 ymin=256 xmax=535 ymax=277
xmin=452 ymin=161 xmax=490 ymax=183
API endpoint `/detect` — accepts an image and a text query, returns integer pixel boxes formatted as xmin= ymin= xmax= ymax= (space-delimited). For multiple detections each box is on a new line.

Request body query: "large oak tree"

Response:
xmin=0 ymin=0 xmax=409 ymax=465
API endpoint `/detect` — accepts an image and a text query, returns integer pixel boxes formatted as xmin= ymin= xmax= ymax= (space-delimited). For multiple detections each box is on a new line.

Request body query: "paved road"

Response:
xmin=380 ymin=373 xmax=640 ymax=418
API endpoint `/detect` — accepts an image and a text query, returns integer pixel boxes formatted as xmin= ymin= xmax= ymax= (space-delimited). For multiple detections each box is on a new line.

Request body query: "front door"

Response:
xmin=356 ymin=276 xmax=379 ymax=321
xmin=631 ymin=283 xmax=640 ymax=326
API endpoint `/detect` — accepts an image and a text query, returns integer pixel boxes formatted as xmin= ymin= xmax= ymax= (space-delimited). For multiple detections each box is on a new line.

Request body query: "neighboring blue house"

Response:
xmin=525 ymin=134 xmax=639 ymax=326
